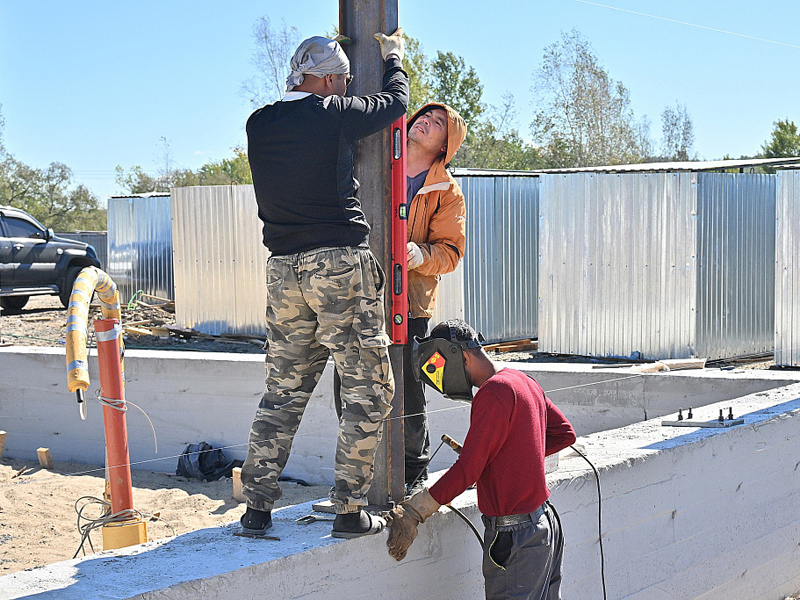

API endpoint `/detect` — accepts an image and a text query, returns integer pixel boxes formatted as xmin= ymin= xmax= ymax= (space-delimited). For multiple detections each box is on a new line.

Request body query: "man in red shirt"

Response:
xmin=387 ymin=319 xmax=576 ymax=599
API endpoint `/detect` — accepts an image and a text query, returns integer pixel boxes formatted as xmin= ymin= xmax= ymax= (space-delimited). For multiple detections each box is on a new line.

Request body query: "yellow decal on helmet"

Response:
xmin=422 ymin=351 xmax=446 ymax=392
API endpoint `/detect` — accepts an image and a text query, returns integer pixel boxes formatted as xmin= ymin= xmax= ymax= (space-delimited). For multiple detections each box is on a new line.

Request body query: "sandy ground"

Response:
xmin=0 ymin=456 xmax=329 ymax=575
xmin=0 ymin=295 xmax=329 ymax=575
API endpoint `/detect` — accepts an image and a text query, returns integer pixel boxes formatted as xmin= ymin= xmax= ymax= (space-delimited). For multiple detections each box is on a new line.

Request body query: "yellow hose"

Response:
xmin=65 ymin=267 xmax=122 ymax=393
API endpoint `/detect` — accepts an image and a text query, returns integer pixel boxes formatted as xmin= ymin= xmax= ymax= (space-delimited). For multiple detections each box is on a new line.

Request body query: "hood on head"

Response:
xmin=407 ymin=102 xmax=467 ymax=166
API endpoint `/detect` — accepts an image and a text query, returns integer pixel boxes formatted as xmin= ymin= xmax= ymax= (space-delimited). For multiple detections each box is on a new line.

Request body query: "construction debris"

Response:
xmin=37 ymin=447 xmax=53 ymax=469
xmin=484 ymin=339 xmax=538 ymax=353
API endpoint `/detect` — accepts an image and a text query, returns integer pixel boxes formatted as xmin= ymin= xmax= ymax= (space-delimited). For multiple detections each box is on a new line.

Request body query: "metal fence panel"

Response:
xmin=171 ymin=179 xmax=539 ymax=342
xmin=695 ymin=173 xmax=775 ymax=359
xmin=107 ymin=195 xmax=173 ymax=303
xmin=456 ymin=176 xmax=539 ymax=343
xmin=539 ymin=173 xmax=698 ymax=359
xmin=430 ymin=261 xmax=465 ymax=326
xmin=57 ymin=232 xmax=107 ymax=270
xmin=776 ymin=171 xmax=800 ymax=366
xmin=172 ymin=185 xmax=268 ymax=336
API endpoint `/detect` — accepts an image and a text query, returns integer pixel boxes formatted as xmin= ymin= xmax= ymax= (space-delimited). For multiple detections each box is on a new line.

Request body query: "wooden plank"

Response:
xmin=37 ymin=447 xmax=53 ymax=469
xmin=123 ymin=319 xmax=153 ymax=327
xmin=124 ymin=326 xmax=153 ymax=336
xmin=232 ymin=467 xmax=245 ymax=502
xmin=0 ymin=430 xmax=6 ymax=460
xmin=141 ymin=293 xmax=173 ymax=304
xmin=484 ymin=339 xmax=538 ymax=353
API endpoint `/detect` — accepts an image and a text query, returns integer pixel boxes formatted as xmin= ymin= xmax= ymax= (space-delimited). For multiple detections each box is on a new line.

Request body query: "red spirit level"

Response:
xmin=390 ymin=115 xmax=408 ymax=344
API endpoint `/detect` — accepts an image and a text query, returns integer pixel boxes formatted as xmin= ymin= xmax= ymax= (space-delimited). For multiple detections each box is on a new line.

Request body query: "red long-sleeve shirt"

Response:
xmin=429 ymin=368 xmax=576 ymax=517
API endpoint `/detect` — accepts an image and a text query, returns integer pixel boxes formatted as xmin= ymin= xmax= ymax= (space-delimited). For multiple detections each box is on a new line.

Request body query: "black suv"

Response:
xmin=0 ymin=205 xmax=101 ymax=312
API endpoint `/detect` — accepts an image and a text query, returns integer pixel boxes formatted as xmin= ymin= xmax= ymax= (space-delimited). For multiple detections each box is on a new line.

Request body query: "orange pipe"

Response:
xmin=94 ymin=318 xmax=134 ymax=514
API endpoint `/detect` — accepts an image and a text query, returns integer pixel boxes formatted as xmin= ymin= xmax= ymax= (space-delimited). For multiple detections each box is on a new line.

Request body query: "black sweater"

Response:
xmin=247 ymin=57 xmax=409 ymax=255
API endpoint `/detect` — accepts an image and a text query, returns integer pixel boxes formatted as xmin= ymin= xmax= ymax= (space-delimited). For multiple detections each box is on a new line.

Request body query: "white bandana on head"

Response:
xmin=285 ymin=36 xmax=350 ymax=92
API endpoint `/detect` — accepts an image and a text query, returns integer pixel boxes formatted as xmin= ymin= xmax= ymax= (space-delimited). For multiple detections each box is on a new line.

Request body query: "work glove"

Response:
xmin=374 ymin=27 xmax=405 ymax=62
xmin=407 ymin=242 xmax=423 ymax=270
xmin=386 ymin=488 xmax=441 ymax=561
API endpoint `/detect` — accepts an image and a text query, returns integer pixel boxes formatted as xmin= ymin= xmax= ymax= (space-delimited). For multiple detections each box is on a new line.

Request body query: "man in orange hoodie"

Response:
xmin=402 ymin=103 xmax=467 ymax=494
xmin=334 ymin=102 xmax=467 ymax=495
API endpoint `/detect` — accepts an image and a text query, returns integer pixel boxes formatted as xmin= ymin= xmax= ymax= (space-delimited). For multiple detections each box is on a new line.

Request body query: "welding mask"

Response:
xmin=412 ymin=328 xmax=485 ymax=402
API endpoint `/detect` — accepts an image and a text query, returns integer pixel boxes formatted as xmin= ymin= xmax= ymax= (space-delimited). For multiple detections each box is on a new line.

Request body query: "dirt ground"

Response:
xmin=0 ymin=295 xmax=328 ymax=575
xmin=0 ymin=457 xmax=329 ymax=575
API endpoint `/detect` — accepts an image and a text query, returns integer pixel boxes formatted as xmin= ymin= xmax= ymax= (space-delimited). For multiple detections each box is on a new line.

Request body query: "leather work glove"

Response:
xmin=386 ymin=488 xmax=441 ymax=561
xmin=407 ymin=242 xmax=423 ymax=270
xmin=374 ymin=27 xmax=405 ymax=62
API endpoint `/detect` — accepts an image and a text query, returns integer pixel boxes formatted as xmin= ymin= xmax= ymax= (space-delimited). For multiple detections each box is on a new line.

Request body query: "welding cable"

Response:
xmin=72 ymin=495 xmax=174 ymax=559
xmin=401 ymin=438 xmax=485 ymax=549
xmin=95 ymin=389 xmax=159 ymax=454
xmin=444 ymin=504 xmax=483 ymax=546
xmin=569 ymin=444 xmax=607 ymax=600
xmin=406 ymin=438 xmax=446 ymax=492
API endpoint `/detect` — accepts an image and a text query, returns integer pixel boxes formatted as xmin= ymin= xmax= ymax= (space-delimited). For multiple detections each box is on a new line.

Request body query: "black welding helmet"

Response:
xmin=412 ymin=325 xmax=485 ymax=402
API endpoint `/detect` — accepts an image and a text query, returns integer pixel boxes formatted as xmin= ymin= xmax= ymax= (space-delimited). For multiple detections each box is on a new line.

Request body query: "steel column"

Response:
xmin=339 ymin=0 xmax=404 ymax=508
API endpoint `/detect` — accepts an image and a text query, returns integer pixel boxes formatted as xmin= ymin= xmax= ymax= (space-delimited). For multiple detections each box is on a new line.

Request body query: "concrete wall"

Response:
xmin=1 ymin=348 xmax=798 ymax=484
xmin=4 ymin=382 xmax=800 ymax=599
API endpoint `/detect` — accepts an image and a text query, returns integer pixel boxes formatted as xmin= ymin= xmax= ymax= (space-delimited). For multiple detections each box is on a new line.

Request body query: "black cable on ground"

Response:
xmin=445 ymin=504 xmax=483 ymax=546
xmin=570 ymin=444 xmax=607 ymax=600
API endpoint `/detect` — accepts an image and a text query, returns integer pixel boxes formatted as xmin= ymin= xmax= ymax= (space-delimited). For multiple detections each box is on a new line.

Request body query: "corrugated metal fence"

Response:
xmin=120 ymin=172 xmax=779 ymax=359
xmin=107 ymin=194 xmax=173 ymax=303
xmin=457 ymin=176 xmax=539 ymax=343
xmin=168 ymin=178 xmax=540 ymax=341
xmin=539 ymin=172 xmax=775 ymax=360
xmin=695 ymin=173 xmax=775 ymax=359
xmin=172 ymin=185 xmax=268 ymax=336
xmin=775 ymin=170 xmax=800 ymax=367
xmin=57 ymin=232 xmax=107 ymax=270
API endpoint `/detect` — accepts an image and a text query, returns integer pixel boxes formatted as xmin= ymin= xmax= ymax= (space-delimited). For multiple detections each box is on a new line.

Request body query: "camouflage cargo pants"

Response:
xmin=241 ymin=246 xmax=394 ymax=514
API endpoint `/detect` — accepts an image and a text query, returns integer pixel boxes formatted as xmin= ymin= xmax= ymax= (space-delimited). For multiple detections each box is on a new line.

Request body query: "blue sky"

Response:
xmin=1 ymin=0 xmax=798 ymax=201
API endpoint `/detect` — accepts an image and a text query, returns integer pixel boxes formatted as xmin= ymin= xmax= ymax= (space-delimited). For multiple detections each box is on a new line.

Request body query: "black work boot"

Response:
xmin=405 ymin=471 xmax=428 ymax=499
xmin=331 ymin=509 xmax=386 ymax=539
xmin=240 ymin=507 xmax=272 ymax=535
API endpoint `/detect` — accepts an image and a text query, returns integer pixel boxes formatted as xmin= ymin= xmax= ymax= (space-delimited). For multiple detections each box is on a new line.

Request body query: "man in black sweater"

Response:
xmin=240 ymin=30 xmax=408 ymax=538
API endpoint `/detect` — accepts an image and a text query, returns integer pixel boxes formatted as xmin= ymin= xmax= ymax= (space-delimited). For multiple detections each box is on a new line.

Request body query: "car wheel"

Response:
xmin=1 ymin=295 xmax=30 ymax=312
xmin=60 ymin=266 xmax=83 ymax=307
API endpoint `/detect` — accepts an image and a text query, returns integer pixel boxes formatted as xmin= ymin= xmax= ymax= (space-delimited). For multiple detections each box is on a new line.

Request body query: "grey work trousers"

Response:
xmin=481 ymin=502 xmax=564 ymax=600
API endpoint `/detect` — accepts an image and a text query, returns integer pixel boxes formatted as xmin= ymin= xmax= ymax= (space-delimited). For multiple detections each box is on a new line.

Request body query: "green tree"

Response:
xmin=452 ymin=94 xmax=542 ymax=170
xmin=191 ymin=148 xmax=252 ymax=186
xmin=404 ymin=34 xmax=432 ymax=116
xmin=660 ymin=103 xmax=695 ymax=161
xmin=761 ymin=119 xmax=800 ymax=158
xmin=116 ymin=141 xmax=252 ymax=194
xmin=530 ymin=30 xmax=650 ymax=167
xmin=0 ymin=159 xmax=105 ymax=230
xmin=431 ymin=51 xmax=484 ymax=135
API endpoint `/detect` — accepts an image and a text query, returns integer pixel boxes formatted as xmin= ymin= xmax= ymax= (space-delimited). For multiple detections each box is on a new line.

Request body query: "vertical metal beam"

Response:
xmin=339 ymin=0 xmax=404 ymax=508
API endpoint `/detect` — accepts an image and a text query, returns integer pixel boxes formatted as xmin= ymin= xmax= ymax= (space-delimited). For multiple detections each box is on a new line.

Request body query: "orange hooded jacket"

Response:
xmin=406 ymin=103 xmax=467 ymax=318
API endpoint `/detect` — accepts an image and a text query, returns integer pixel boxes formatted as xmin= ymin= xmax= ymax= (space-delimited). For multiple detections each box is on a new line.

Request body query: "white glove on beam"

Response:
xmin=374 ymin=27 xmax=405 ymax=62
xmin=407 ymin=242 xmax=423 ymax=270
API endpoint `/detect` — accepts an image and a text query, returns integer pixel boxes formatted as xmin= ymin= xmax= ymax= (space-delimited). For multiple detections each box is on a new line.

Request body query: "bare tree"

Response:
xmin=242 ymin=16 xmax=300 ymax=107
xmin=0 ymin=104 xmax=6 ymax=158
xmin=530 ymin=30 xmax=650 ymax=167
xmin=660 ymin=103 xmax=695 ymax=161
